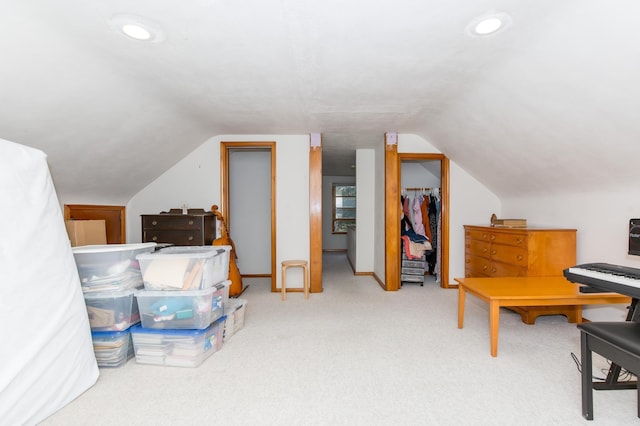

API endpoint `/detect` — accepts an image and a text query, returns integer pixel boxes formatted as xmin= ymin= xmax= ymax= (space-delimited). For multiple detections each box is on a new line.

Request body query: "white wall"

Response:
xmin=397 ymin=134 xmax=501 ymax=285
xmin=125 ymin=132 xmax=500 ymax=290
xmin=401 ymin=161 xmax=440 ymax=189
xmin=373 ymin=139 xmax=386 ymax=282
xmin=62 ymin=131 xmax=634 ymax=320
xmin=503 ymin=187 xmax=640 ymax=321
xmin=374 ymin=134 xmax=501 ymax=283
xmin=126 ymin=140 xmax=219 ymax=242
xmin=127 ymin=134 xmax=310 ymax=288
xmin=322 ymin=175 xmax=355 ymax=250
xmin=355 ymin=149 xmax=375 ymax=272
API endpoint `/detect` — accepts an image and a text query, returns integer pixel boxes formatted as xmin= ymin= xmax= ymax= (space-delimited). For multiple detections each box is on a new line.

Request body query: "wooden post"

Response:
xmin=384 ymin=133 xmax=400 ymax=291
xmin=309 ymin=133 xmax=323 ymax=293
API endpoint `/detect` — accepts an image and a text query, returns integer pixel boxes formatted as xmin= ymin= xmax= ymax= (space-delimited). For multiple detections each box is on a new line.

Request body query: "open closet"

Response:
xmin=400 ymin=160 xmax=442 ymax=286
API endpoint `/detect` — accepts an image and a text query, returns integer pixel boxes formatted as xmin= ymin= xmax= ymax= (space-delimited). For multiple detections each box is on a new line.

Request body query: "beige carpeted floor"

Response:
xmin=42 ymin=252 xmax=636 ymax=425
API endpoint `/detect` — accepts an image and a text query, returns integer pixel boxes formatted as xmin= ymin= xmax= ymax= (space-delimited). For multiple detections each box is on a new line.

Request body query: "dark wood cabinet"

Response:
xmin=141 ymin=210 xmax=216 ymax=246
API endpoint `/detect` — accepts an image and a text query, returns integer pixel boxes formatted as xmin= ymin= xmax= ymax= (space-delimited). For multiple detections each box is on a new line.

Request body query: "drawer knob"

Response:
xmin=491 ymin=250 xmax=496 ymax=255
xmin=482 ymin=248 xmax=487 ymax=253
xmin=516 ymin=238 xmax=522 ymax=244
xmin=482 ymin=265 xmax=488 ymax=270
xmin=517 ymin=255 xmax=523 ymax=261
xmin=188 ymin=236 xmax=194 ymax=241
xmin=188 ymin=220 xmax=194 ymax=225
xmin=152 ymin=220 xmax=157 ymax=226
xmin=152 ymin=236 xmax=158 ymax=241
xmin=490 ymin=235 xmax=495 ymax=240
xmin=492 ymin=268 xmax=497 ymax=273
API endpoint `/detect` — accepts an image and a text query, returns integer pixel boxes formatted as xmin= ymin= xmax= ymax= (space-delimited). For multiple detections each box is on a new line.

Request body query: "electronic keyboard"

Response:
xmin=563 ymin=262 xmax=640 ymax=299
xmin=565 ymin=262 xmax=640 ymax=390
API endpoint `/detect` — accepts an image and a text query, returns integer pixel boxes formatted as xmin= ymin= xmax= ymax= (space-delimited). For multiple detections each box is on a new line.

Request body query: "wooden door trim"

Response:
xmin=63 ymin=204 xmax=126 ymax=243
xmin=220 ymin=141 xmax=276 ymax=291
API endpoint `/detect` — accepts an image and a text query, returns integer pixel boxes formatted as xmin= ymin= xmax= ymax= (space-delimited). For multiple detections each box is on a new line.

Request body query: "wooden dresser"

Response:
xmin=141 ymin=209 xmax=216 ymax=246
xmin=464 ymin=225 xmax=577 ymax=324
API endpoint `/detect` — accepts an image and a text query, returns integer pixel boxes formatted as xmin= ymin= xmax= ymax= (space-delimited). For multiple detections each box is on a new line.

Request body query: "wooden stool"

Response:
xmin=281 ymin=260 xmax=309 ymax=301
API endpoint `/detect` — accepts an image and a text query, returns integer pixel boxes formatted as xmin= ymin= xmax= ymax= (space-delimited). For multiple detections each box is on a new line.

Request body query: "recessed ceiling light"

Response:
xmin=466 ymin=12 xmax=512 ymax=37
xmin=121 ymin=24 xmax=151 ymax=41
xmin=109 ymin=14 xmax=165 ymax=42
xmin=475 ymin=18 xmax=503 ymax=35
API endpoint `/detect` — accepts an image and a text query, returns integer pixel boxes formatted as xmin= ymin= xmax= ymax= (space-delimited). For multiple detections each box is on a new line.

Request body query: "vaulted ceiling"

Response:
xmin=2 ymin=1 xmax=640 ymax=202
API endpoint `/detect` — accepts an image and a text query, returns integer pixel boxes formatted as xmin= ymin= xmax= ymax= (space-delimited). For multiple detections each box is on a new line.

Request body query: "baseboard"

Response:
xmin=372 ymin=272 xmax=386 ymax=290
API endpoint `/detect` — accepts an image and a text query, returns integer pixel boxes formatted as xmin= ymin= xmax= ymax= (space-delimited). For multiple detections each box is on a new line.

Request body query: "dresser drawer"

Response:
xmin=401 ymin=267 xmax=424 ymax=276
xmin=141 ymin=213 xmax=215 ymax=246
xmin=142 ymin=215 xmax=203 ymax=230
xmin=465 ymin=239 xmax=490 ymax=257
xmin=489 ymin=261 xmax=527 ymax=277
xmin=465 ymin=254 xmax=491 ymax=276
xmin=465 ymin=229 xmax=492 ymax=242
xmin=491 ymin=244 xmax=528 ymax=267
xmin=490 ymin=232 xmax=528 ymax=248
xmin=401 ymin=274 xmax=425 ymax=283
xmin=402 ymin=260 xmax=425 ymax=268
xmin=143 ymin=230 xmax=205 ymax=245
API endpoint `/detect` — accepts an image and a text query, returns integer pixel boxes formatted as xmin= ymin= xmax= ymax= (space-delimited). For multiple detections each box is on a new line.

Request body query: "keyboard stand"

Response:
xmin=593 ymin=298 xmax=639 ymax=391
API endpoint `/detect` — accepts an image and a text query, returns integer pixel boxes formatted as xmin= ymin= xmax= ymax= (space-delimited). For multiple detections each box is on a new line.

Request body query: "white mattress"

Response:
xmin=0 ymin=139 xmax=99 ymax=425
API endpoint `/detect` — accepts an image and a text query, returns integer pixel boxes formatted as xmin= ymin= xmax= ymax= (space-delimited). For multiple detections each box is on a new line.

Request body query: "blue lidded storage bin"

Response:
xmin=91 ymin=329 xmax=134 ymax=368
xmin=130 ymin=316 xmax=225 ymax=367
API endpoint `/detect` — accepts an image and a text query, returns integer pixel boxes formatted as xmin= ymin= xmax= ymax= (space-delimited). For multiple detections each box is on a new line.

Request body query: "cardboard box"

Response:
xmin=65 ymin=220 xmax=107 ymax=246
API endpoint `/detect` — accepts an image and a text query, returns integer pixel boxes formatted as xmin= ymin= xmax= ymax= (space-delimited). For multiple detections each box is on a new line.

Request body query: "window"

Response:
xmin=332 ymin=184 xmax=356 ymax=233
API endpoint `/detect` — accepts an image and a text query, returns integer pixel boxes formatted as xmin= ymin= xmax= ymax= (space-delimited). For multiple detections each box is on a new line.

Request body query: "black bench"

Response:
xmin=578 ymin=321 xmax=640 ymax=420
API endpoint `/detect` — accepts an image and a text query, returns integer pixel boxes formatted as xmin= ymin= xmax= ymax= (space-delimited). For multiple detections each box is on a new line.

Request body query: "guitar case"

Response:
xmin=211 ymin=205 xmax=243 ymax=297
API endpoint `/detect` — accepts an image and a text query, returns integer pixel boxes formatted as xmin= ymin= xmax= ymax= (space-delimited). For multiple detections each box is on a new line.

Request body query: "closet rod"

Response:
xmin=403 ymin=187 xmax=432 ymax=191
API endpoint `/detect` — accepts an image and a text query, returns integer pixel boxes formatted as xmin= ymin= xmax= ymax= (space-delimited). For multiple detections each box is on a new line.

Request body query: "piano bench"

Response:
xmin=578 ymin=322 xmax=640 ymax=420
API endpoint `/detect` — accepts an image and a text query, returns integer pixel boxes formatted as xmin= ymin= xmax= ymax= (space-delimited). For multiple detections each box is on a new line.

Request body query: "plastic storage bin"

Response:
xmin=135 ymin=282 xmax=229 ymax=329
xmin=130 ymin=318 xmax=224 ymax=367
xmin=84 ymin=288 xmax=140 ymax=331
xmin=91 ymin=329 xmax=134 ymax=368
xmin=72 ymin=242 xmax=156 ymax=292
xmin=223 ymin=298 xmax=247 ymax=342
xmin=137 ymin=245 xmax=231 ymax=291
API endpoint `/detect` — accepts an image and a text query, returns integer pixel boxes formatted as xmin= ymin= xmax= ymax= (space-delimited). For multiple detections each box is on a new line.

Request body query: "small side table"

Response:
xmin=281 ymin=260 xmax=309 ymax=301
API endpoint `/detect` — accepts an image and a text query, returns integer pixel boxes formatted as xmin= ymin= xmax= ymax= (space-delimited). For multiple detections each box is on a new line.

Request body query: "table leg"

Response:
xmin=574 ymin=306 xmax=583 ymax=324
xmin=458 ymin=285 xmax=466 ymax=329
xmin=490 ymin=300 xmax=500 ymax=357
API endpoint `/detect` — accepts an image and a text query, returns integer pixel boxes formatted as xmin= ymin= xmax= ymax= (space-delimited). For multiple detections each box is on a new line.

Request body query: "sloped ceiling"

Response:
xmin=2 ymin=1 xmax=640 ymax=202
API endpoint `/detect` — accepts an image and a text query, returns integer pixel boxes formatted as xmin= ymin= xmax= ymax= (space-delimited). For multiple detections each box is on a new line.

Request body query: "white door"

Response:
xmin=228 ymin=149 xmax=272 ymax=275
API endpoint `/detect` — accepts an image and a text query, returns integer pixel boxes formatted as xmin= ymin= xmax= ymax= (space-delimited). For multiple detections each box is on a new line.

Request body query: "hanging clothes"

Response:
xmin=427 ymin=194 xmax=438 ymax=275
xmin=433 ymin=189 xmax=442 ymax=282
xmin=420 ymin=194 xmax=432 ymax=243
xmin=402 ymin=195 xmax=412 ymax=230
xmin=411 ymin=195 xmax=427 ymax=238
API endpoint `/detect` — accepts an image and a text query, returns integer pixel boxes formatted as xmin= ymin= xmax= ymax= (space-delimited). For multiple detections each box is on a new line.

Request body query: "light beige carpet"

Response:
xmin=42 ymin=252 xmax=635 ymax=425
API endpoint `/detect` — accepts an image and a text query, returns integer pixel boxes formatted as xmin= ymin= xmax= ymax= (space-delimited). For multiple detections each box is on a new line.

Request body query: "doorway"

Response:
xmin=385 ymin=152 xmax=450 ymax=290
xmin=400 ymin=158 xmax=445 ymax=286
xmin=220 ymin=142 xmax=276 ymax=291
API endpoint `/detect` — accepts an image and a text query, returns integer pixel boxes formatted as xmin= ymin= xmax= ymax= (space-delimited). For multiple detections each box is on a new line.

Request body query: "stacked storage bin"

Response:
xmin=132 ymin=246 xmax=231 ymax=367
xmin=71 ymin=243 xmax=157 ymax=367
xmin=222 ymin=298 xmax=248 ymax=342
